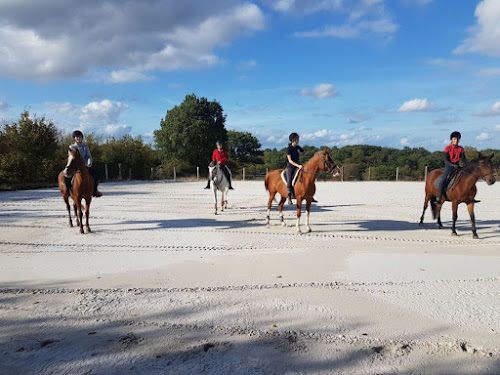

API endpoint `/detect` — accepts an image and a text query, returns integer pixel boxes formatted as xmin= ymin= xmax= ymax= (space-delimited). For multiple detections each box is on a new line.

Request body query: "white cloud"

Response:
xmin=433 ymin=114 xmax=459 ymax=124
xmin=237 ymin=60 xmax=258 ymax=70
xmin=105 ymin=124 xmax=132 ymax=138
xmin=45 ymin=102 xmax=81 ymax=115
xmin=290 ymin=0 xmax=398 ymax=39
xmin=476 ymin=68 xmax=500 ymax=77
xmin=0 ymin=1 xmax=265 ymax=80
xmin=0 ymin=101 xmax=10 ymax=111
xmin=477 ymin=101 xmax=500 ymax=117
xmin=104 ymin=70 xmax=154 ymax=84
xmin=400 ymin=138 xmax=409 ymax=146
xmin=301 ymin=83 xmax=339 ymax=99
xmin=454 ymin=0 xmax=500 ymax=57
xmin=495 ymin=124 xmax=500 ymax=131
xmin=80 ymin=100 xmax=128 ymax=123
xmin=476 ymin=132 xmax=489 ymax=141
xmin=398 ymin=98 xmax=436 ymax=112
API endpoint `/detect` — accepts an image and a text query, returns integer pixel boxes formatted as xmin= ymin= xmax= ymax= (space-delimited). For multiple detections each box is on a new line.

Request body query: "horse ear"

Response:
xmin=478 ymin=151 xmax=482 ymax=158
xmin=323 ymin=147 xmax=330 ymax=154
xmin=490 ymin=153 xmax=494 ymax=160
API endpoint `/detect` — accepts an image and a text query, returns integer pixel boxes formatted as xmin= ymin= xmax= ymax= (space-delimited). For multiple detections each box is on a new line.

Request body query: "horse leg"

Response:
xmin=85 ymin=198 xmax=91 ymax=233
xmin=266 ymin=192 xmax=276 ymax=225
xmin=64 ymin=196 xmax=73 ymax=227
xmin=436 ymin=202 xmax=443 ymax=228
xmin=451 ymin=201 xmax=458 ymax=236
xmin=76 ymin=200 xmax=84 ymax=234
xmin=295 ymin=197 xmax=302 ymax=234
xmin=73 ymin=203 xmax=80 ymax=227
xmin=278 ymin=196 xmax=287 ymax=227
xmin=468 ymin=202 xmax=478 ymax=239
xmin=419 ymin=193 xmax=431 ymax=226
xmin=305 ymin=199 xmax=312 ymax=233
xmin=213 ymin=186 xmax=218 ymax=215
xmin=221 ymin=190 xmax=225 ymax=211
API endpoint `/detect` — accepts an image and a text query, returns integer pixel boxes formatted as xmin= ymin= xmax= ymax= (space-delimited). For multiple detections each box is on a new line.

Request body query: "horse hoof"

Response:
xmin=305 ymin=228 xmax=311 ymax=233
xmin=451 ymin=232 xmax=458 ymax=236
xmin=281 ymin=222 xmax=287 ymax=227
xmin=473 ymin=234 xmax=479 ymax=239
xmin=296 ymin=230 xmax=302 ymax=235
xmin=418 ymin=222 xmax=423 ymax=226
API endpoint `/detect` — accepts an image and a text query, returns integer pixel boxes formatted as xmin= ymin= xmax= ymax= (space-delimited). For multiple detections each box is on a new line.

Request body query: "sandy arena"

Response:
xmin=1 ymin=180 xmax=500 ymax=374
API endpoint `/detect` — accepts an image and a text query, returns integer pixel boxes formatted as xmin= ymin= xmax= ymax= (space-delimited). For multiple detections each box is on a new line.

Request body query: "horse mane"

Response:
xmin=462 ymin=158 xmax=478 ymax=174
xmin=304 ymin=148 xmax=330 ymax=167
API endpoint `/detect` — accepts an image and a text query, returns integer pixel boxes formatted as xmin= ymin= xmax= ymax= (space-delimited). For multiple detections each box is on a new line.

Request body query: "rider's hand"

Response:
xmin=298 ymin=165 xmax=303 ymax=170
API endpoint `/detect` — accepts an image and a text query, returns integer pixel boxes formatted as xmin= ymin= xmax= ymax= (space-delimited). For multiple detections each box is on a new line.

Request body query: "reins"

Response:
xmin=298 ymin=154 xmax=337 ymax=183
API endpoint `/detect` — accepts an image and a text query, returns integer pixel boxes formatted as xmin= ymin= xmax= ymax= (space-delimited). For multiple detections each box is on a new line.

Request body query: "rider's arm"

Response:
xmin=443 ymin=150 xmax=452 ymax=166
xmin=287 ymin=154 xmax=302 ymax=169
xmin=460 ymin=150 xmax=467 ymax=165
xmin=84 ymin=145 xmax=92 ymax=167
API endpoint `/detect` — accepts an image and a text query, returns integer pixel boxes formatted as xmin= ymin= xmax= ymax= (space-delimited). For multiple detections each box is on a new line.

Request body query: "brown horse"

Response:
xmin=57 ymin=147 xmax=95 ymax=233
xmin=265 ymin=148 xmax=340 ymax=234
xmin=419 ymin=153 xmax=495 ymax=238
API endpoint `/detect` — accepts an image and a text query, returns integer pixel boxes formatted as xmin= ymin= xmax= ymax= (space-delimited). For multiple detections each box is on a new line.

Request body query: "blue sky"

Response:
xmin=1 ymin=0 xmax=500 ymax=151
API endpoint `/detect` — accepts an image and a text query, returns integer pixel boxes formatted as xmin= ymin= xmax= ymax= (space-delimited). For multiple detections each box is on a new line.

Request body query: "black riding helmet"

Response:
xmin=72 ymin=130 xmax=84 ymax=138
xmin=216 ymin=140 xmax=223 ymax=146
xmin=450 ymin=131 xmax=461 ymax=140
xmin=289 ymin=132 xmax=299 ymax=142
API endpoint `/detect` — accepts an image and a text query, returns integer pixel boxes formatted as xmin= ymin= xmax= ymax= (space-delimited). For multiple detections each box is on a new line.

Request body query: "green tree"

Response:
xmin=0 ymin=111 xmax=59 ymax=184
xmin=226 ymin=130 xmax=262 ymax=162
xmin=154 ymin=94 xmax=227 ymax=168
xmin=100 ymin=135 xmax=156 ymax=179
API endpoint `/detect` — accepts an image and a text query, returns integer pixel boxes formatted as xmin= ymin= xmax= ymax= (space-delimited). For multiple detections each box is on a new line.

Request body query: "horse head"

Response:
xmin=64 ymin=146 xmax=83 ymax=178
xmin=321 ymin=148 xmax=341 ymax=177
xmin=208 ymin=160 xmax=219 ymax=181
xmin=477 ymin=152 xmax=495 ymax=185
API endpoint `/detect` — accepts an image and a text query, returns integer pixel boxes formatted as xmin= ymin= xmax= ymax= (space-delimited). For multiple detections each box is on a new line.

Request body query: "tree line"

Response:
xmin=1 ymin=95 xmax=499 ymax=189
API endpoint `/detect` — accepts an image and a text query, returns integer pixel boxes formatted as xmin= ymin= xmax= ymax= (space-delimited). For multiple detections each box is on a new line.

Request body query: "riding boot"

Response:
xmin=204 ymin=180 xmax=211 ymax=189
xmin=228 ymin=177 xmax=234 ymax=190
xmin=287 ymin=188 xmax=295 ymax=205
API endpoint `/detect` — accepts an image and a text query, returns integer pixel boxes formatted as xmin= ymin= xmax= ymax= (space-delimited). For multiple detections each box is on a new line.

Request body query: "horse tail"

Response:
xmin=264 ymin=173 xmax=270 ymax=191
xmin=430 ymin=196 xmax=437 ymax=220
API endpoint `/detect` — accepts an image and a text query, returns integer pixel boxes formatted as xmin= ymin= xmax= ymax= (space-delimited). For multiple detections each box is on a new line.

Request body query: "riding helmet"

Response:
xmin=289 ymin=132 xmax=299 ymax=142
xmin=450 ymin=131 xmax=461 ymax=140
xmin=216 ymin=140 xmax=223 ymax=146
xmin=72 ymin=130 xmax=84 ymax=138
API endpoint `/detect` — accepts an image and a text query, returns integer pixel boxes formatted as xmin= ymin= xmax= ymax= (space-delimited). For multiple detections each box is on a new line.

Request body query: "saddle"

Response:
xmin=433 ymin=169 xmax=460 ymax=192
xmin=281 ymin=169 xmax=300 ymax=186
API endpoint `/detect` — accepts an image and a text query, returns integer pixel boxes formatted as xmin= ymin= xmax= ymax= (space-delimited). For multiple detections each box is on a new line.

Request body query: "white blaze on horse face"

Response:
xmin=66 ymin=151 xmax=74 ymax=168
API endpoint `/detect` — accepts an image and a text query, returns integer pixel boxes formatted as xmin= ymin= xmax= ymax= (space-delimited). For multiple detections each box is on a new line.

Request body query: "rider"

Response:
xmin=63 ymin=130 xmax=103 ymax=198
xmin=286 ymin=132 xmax=304 ymax=204
xmin=436 ymin=131 xmax=467 ymax=205
xmin=204 ymin=140 xmax=234 ymax=190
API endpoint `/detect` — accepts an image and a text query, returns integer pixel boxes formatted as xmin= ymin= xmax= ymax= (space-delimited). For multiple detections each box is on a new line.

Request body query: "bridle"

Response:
xmin=208 ymin=162 xmax=223 ymax=186
xmin=299 ymin=153 xmax=339 ymax=181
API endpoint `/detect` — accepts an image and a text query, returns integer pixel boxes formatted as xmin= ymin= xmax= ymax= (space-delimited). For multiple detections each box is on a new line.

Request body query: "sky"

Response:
xmin=1 ymin=0 xmax=500 ymax=151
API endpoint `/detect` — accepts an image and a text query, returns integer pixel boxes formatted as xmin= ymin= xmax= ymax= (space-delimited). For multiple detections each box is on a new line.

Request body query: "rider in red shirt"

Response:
xmin=437 ymin=131 xmax=467 ymax=204
xmin=204 ymin=140 xmax=234 ymax=189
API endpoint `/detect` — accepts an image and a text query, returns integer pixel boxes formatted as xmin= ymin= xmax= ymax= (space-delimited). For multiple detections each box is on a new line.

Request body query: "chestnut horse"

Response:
xmin=57 ymin=147 xmax=95 ymax=233
xmin=419 ymin=153 xmax=495 ymax=238
xmin=265 ymin=148 xmax=340 ymax=234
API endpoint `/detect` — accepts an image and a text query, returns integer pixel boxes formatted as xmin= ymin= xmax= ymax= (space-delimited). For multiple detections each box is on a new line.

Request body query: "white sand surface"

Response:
xmin=1 ymin=180 xmax=500 ymax=374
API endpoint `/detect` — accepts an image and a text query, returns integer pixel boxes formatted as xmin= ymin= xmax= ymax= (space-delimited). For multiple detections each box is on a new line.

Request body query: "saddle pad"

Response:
xmin=433 ymin=173 xmax=457 ymax=191
xmin=281 ymin=169 xmax=300 ymax=186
